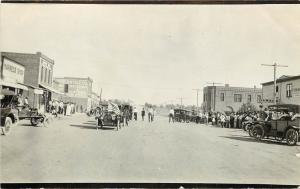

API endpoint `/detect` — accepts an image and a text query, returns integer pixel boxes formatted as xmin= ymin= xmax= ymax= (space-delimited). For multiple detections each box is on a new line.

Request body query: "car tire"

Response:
xmin=2 ymin=117 xmax=12 ymax=136
xmin=248 ymin=126 xmax=254 ymax=137
xmin=30 ymin=118 xmax=39 ymax=126
xmin=252 ymin=125 xmax=264 ymax=140
xmin=286 ymin=128 xmax=299 ymax=146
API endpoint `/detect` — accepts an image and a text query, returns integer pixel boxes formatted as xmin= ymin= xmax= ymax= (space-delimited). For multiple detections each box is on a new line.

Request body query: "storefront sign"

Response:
xmin=1 ymin=58 xmax=25 ymax=83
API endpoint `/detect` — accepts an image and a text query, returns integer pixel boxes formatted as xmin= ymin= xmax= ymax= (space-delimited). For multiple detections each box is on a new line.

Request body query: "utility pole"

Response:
xmin=206 ymin=82 xmax=223 ymax=112
xmin=177 ymin=97 xmax=185 ymax=109
xmin=261 ymin=63 xmax=288 ymax=104
xmin=99 ymin=88 xmax=102 ymax=104
xmin=192 ymin=89 xmax=201 ymax=113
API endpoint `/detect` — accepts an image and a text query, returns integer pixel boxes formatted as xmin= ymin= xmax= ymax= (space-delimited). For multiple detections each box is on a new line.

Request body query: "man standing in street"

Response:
xmin=141 ymin=108 xmax=145 ymax=121
xmin=169 ymin=108 xmax=174 ymax=123
xmin=148 ymin=106 xmax=153 ymax=123
xmin=133 ymin=107 xmax=138 ymax=121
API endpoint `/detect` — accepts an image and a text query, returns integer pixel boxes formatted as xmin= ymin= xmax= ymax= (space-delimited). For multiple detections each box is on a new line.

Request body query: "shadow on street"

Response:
xmin=219 ymin=135 xmax=296 ymax=146
xmin=69 ymin=124 xmax=116 ymax=130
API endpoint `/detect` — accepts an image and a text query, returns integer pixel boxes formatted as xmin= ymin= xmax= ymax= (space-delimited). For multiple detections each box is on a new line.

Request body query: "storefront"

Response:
xmin=0 ymin=56 xmax=28 ymax=94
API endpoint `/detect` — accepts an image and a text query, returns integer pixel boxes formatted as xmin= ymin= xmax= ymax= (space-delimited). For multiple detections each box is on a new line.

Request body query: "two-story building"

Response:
xmin=262 ymin=75 xmax=300 ymax=105
xmin=202 ymin=84 xmax=263 ymax=113
xmin=1 ymin=52 xmax=60 ymax=112
xmin=53 ymin=77 xmax=94 ymax=112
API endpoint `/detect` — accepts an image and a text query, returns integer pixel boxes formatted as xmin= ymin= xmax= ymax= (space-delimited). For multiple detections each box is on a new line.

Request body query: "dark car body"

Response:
xmin=251 ymin=104 xmax=300 ymax=145
xmin=174 ymin=108 xmax=192 ymax=123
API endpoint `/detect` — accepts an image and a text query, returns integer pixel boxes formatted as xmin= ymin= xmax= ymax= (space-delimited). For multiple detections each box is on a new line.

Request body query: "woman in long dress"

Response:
xmin=66 ymin=103 xmax=71 ymax=116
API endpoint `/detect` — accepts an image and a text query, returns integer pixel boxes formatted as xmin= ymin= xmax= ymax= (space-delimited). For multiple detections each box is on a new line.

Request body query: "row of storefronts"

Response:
xmin=1 ymin=51 xmax=100 ymax=113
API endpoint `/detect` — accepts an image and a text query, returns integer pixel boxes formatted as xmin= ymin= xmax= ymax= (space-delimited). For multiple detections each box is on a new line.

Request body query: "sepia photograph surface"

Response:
xmin=1 ymin=4 xmax=300 ymax=185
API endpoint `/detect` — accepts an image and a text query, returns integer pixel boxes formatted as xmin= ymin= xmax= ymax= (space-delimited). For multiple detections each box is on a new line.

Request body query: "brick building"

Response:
xmin=262 ymin=75 xmax=300 ymax=105
xmin=202 ymin=84 xmax=263 ymax=113
xmin=1 ymin=52 xmax=60 ymax=112
xmin=53 ymin=77 xmax=98 ymax=112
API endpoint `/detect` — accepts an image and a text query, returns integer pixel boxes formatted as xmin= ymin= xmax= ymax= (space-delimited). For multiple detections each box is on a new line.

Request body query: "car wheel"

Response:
xmin=30 ymin=117 xmax=39 ymax=126
xmin=286 ymin=128 xmax=299 ymax=146
xmin=248 ymin=126 xmax=254 ymax=137
xmin=252 ymin=125 xmax=264 ymax=140
xmin=2 ymin=117 xmax=12 ymax=135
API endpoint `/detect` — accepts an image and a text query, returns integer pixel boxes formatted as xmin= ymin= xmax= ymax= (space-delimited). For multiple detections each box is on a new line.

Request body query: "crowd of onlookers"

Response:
xmin=47 ymin=100 xmax=77 ymax=117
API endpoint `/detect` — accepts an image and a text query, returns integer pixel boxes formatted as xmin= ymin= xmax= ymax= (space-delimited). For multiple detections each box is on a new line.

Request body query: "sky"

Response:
xmin=1 ymin=4 xmax=300 ymax=105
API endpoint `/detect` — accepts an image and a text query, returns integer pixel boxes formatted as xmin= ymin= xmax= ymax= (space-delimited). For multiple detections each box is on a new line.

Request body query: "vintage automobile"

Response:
xmin=251 ymin=104 xmax=300 ymax=145
xmin=0 ymin=89 xmax=19 ymax=135
xmin=174 ymin=108 xmax=192 ymax=123
xmin=95 ymin=102 xmax=121 ymax=131
xmin=0 ymin=90 xmax=47 ymax=135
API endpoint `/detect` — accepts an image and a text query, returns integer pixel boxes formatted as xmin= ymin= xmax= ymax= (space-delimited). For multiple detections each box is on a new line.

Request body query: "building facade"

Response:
xmin=202 ymin=84 xmax=263 ymax=113
xmin=0 ymin=56 xmax=28 ymax=93
xmin=1 ymin=52 xmax=57 ymax=112
xmin=53 ymin=77 xmax=96 ymax=112
xmin=262 ymin=75 xmax=300 ymax=105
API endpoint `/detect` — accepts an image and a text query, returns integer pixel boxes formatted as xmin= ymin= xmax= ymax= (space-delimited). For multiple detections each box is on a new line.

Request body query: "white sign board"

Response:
xmin=1 ymin=58 xmax=25 ymax=84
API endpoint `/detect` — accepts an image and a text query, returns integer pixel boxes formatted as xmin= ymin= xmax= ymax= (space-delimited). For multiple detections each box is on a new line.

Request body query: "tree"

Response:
xmin=238 ymin=102 xmax=257 ymax=113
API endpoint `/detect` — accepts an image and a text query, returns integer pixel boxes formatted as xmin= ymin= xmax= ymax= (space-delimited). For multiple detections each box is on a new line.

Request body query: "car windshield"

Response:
xmin=0 ymin=95 xmax=14 ymax=108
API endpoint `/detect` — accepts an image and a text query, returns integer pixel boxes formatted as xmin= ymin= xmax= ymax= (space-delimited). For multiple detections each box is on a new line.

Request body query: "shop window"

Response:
xmin=286 ymin=83 xmax=292 ymax=97
xmin=48 ymin=70 xmax=51 ymax=84
xmin=257 ymin=95 xmax=262 ymax=103
xmin=41 ymin=66 xmax=44 ymax=83
xmin=247 ymin=94 xmax=251 ymax=102
xmin=64 ymin=84 xmax=69 ymax=93
xmin=44 ymin=68 xmax=47 ymax=83
xmin=276 ymin=86 xmax=279 ymax=93
xmin=220 ymin=93 xmax=225 ymax=101
xmin=234 ymin=94 xmax=242 ymax=102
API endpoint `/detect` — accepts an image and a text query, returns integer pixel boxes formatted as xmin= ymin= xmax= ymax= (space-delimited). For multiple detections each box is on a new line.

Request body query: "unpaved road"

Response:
xmin=1 ymin=114 xmax=300 ymax=184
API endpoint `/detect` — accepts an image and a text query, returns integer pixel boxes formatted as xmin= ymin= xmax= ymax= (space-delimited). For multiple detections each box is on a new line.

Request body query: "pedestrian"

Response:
xmin=169 ymin=108 xmax=174 ymax=123
xmin=148 ymin=106 xmax=153 ymax=123
xmin=66 ymin=102 xmax=71 ymax=116
xmin=141 ymin=108 xmax=145 ymax=121
xmin=133 ymin=107 xmax=138 ymax=121
xmin=59 ymin=101 xmax=64 ymax=114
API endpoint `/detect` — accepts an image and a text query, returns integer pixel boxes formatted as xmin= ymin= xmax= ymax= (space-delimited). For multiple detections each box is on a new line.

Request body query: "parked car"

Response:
xmin=0 ymin=89 xmax=19 ymax=135
xmin=0 ymin=90 xmax=47 ymax=135
xmin=174 ymin=108 xmax=191 ymax=123
xmin=251 ymin=104 xmax=300 ymax=145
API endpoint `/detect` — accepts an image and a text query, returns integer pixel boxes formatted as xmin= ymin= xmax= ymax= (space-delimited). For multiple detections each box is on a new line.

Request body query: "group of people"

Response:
xmin=47 ymin=100 xmax=76 ymax=117
xmin=134 ymin=106 xmax=156 ymax=123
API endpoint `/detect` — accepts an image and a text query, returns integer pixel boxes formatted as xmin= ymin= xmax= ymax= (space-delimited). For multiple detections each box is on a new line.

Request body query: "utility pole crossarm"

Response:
xmin=261 ymin=62 xmax=288 ymax=105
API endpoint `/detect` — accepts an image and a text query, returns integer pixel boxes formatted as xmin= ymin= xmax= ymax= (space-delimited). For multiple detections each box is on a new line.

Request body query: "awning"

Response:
xmin=34 ymin=89 xmax=44 ymax=94
xmin=0 ymin=80 xmax=28 ymax=91
xmin=39 ymin=83 xmax=64 ymax=95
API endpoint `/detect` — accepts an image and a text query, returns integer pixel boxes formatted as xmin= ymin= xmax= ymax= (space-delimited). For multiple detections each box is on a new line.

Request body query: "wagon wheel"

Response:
xmin=2 ymin=117 xmax=12 ymax=136
xmin=252 ymin=125 xmax=264 ymax=140
xmin=286 ymin=128 xmax=299 ymax=146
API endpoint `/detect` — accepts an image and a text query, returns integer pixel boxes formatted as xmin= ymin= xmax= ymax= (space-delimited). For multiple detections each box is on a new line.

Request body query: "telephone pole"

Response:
xmin=192 ymin=89 xmax=201 ymax=113
xmin=177 ymin=97 xmax=185 ymax=109
xmin=206 ymin=82 xmax=223 ymax=112
xmin=261 ymin=63 xmax=288 ymax=104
